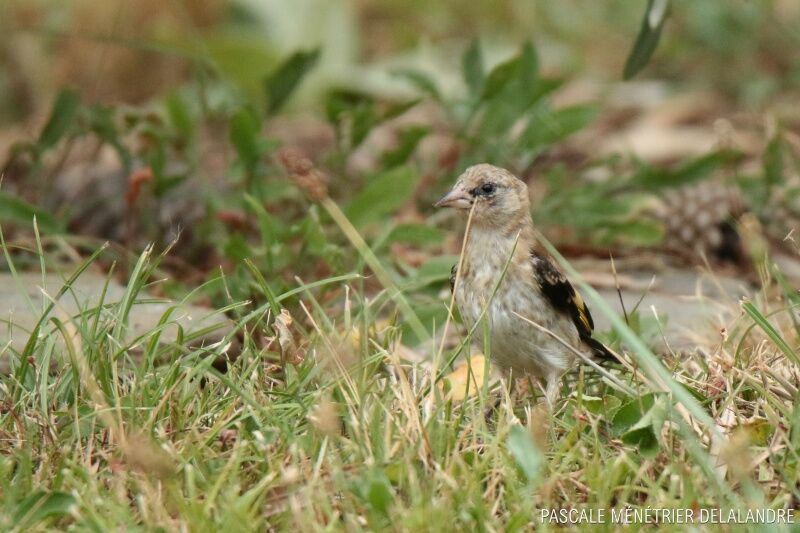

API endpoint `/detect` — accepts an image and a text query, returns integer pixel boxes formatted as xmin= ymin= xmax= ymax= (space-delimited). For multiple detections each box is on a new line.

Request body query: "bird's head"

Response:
xmin=434 ymin=164 xmax=531 ymax=230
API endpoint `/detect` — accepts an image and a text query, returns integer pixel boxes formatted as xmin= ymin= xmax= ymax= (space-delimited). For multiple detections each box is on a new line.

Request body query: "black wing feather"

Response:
xmin=531 ymin=252 xmax=616 ymax=361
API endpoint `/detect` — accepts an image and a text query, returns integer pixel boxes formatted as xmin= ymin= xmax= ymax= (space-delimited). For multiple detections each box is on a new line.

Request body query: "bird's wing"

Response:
xmin=531 ymin=252 xmax=593 ymax=335
xmin=531 ymin=252 xmax=615 ymax=360
xmin=449 ymin=263 xmax=457 ymax=293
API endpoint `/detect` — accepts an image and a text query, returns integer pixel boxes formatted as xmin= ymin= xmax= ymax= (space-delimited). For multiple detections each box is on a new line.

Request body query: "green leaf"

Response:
xmin=599 ymin=220 xmax=665 ymax=247
xmin=325 ymin=91 xmax=419 ymax=149
xmin=393 ymin=69 xmax=441 ymax=100
xmin=223 ymin=233 xmax=253 ymax=262
xmin=623 ymin=0 xmax=670 ymax=79
xmin=518 ymin=41 xmax=539 ymax=92
xmin=462 ymin=39 xmax=484 ymax=96
xmin=264 ymin=48 xmax=320 ymax=114
xmin=381 ymin=98 xmax=422 ymax=122
xmin=244 ymin=193 xmax=280 ymax=245
xmin=399 ymin=302 xmax=449 ymax=345
xmin=87 ymin=105 xmax=132 ymax=170
xmin=38 ymin=88 xmax=81 ymax=152
xmin=621 ymin=396 xmax=667 ymax=456
xmin=300 ymin=205 xmax=328 ymax=255
xmin=13 ymin=491 xmax=77 ymax=528
xmin=481 ymin=56 xmax=519 ymax=101
xmin=165 ymin=92 xmax=194 ymax=142
xmin=324 ymin=90 xmax=374 ymax=124
xmin=507 ymin=425 xmax=543 ymax=482
xmin=386 ymin=223 xmax=444 ymax=247
xmin=621 ymin=425 xmax=659 ymax=456
xmin=0 ymin=192 xmax=63 ymax=233
xmin=344 ymin=166 xmax=418 ymax=228
xmin=632 ymin=150 xmax=740 ymax=190
xmin=415 ymin=255 xmax=458 ymax=281
xmin=521 ymin=105 xmax=596 ymax=149
xmin=381 ymin=126 xmax=429 ymax=168
xmin=365 ymin=474 xmax=394 ymax=516
xmin=582 ymin=394 xmax=622 ymax=416
xmin=349 ymin=106 xmax=379 ymax=149
xmin=763 ymin=134 xmax=784 ymax=185
xmin=612 ymin=393 xmax=658 ymax=433
xmin=229 ymin=106 xmax=264 ymax=171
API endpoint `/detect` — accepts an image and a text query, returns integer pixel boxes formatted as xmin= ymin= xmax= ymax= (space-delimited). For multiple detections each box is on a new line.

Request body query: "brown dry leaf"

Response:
xmin=272 ymin=308 xmax=304 ymax=365
xmin=125 ymin=166 xmax=154 ymax=206
xmin=438 ymin=355 xmax=489 ymax=401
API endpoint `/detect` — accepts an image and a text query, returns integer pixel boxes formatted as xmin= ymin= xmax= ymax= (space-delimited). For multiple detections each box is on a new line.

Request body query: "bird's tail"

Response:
xmin=583 ymin=335 xmax=621 ymax=364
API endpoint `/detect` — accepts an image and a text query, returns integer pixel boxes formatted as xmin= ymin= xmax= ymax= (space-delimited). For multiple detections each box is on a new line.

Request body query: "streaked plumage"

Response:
xmin=436 ymin=164 xmax=614 ymax=403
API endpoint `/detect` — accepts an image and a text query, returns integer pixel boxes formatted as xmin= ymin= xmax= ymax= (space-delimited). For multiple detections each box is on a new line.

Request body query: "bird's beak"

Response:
xmin=434 ymin=185 xmax=472 ymax=209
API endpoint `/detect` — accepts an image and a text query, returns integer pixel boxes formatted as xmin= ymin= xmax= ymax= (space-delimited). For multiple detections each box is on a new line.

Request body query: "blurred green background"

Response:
xmin=1 ymin=0 xmax=799 ymax=310
xmin=2 ymin=0 xmax=798 ymax=119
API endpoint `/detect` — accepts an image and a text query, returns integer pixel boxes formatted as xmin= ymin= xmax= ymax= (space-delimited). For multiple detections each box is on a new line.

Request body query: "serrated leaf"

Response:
xmin=264 ymin=48 xmax=320 ymax=114
xmin=507 ymin=425 xmax=543 ymax=482
xmin=623 ymin=0 xmax=671 ymax=79
xmin=344 ymin=166 xmax=418 ymax=228
xmin=462 ymin=39 xmax=484 ymax=96
xmin=0 ymin=192 xmax=63 ymax=233
xmin=38 ymin=88 xmax=81 ymax=152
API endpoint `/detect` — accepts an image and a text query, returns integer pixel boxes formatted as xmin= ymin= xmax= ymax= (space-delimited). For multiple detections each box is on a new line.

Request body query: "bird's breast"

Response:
xmin=454 ymin=252 xmax=529 ymax=331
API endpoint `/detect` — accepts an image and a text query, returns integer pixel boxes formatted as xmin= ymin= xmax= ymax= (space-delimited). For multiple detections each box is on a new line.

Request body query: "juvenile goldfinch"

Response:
xmin=435 ymin=164 xmax=615 ymax=404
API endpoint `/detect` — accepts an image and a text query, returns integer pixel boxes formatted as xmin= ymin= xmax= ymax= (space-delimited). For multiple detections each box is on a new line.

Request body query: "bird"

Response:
xmin=434 ymin=163 xmax=616 ymax=405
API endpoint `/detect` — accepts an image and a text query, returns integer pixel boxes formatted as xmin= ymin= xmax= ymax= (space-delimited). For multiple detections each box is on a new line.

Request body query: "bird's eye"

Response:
xmin=480 ymin=182 xmax=496 ymax=194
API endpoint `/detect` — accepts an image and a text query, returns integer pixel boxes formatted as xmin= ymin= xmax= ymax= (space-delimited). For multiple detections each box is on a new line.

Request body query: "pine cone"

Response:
xmin=761 ymin=180 xmax=800 ymax=242
xmin=652 ymin=180 xmax=747 ymax=265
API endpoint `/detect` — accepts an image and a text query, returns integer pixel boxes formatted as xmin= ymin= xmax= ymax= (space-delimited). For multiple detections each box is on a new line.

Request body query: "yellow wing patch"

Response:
xmin=571 ymin=292 xmax=593 ymax=333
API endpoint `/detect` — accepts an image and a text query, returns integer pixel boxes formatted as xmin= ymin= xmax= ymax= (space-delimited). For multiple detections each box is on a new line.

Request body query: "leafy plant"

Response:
xmin=448 ymin=40 xmax=596 ymax=168
xmin=624 ymin=0 xmax=671 ymax=79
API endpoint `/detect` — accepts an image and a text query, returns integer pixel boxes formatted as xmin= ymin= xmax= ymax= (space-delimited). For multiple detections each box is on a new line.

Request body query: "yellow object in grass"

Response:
xmin=439 ymin=355 xmax=489 ymax=401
